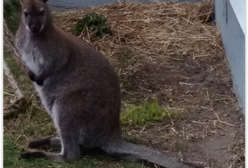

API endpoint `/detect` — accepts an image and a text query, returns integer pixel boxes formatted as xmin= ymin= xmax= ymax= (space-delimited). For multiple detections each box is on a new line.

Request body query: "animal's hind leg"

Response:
xmin=20 ymin=103 xmax=81 ymax=162
xmin=28 ymin=137 xmax=61 ymax=149
xmin=20 ymin=134 xmax=81 ymax=162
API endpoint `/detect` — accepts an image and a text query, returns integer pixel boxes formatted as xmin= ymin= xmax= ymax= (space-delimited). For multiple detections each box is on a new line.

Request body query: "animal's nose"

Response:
xmin=30 ymin=24 xmax=41 ymax=34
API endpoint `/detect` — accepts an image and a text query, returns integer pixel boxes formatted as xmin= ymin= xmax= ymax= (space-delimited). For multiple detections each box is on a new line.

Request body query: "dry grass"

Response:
xmin=54 ymin=0 xmax=218 ymax=59
xmin=53 ymin=0 xmax=222 ymax=99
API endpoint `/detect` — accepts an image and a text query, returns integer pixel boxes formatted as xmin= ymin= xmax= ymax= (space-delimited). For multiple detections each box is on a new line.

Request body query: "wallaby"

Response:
xmin=15 ymin=0 xmax=201 ymax=167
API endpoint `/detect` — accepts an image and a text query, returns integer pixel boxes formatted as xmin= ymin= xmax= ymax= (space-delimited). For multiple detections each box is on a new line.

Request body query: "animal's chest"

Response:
xmin=20 ymin=43 xmax=45 ymax=75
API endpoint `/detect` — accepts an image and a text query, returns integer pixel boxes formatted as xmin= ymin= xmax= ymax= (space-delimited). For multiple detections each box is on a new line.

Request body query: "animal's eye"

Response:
xmin=24 ymin=11 xmax=28 ymax=17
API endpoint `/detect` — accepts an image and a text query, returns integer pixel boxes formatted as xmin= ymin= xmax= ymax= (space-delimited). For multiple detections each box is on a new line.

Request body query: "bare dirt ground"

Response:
xmin=4 ymin=1 xmax=244 ymax=168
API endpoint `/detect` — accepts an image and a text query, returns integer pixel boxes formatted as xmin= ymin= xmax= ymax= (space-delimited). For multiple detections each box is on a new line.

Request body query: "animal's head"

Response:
xmin=19 ymin=0 xmax=51 ymax=34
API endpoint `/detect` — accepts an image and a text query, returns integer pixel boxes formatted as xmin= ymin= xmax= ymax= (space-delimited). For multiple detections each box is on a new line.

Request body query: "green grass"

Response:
xmin=4 ymin=133 xmax=97 ymax=168
xmin=4 ymin=50 xmax=22 ymax=77
xmin=4 ymin=102 xmax=148 ymax=168
xmin=71 ymin=12 xmax=111 ymax=38
xmin=4 ymin=0 xmax=21 ymax=34
xmin=121 ymin=99 xmax=184 ymax=125
xmin=4 ymin=134 xmax=147 ymax=168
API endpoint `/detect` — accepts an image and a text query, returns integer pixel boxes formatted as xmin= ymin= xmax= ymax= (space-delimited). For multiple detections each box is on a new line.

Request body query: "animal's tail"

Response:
xmin=100 ymin=139 xmax=202 ymax=168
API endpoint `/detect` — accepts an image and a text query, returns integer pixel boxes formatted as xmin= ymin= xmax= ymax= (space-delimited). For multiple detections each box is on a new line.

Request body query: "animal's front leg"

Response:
xmin=27 ymin=69 xmax=44 ymax=86
xmin=35 ymin=73 xmax=45 ymax=86
xmin=35 ymin=67 xmax=50 ymax=86
xmin=28 ymin=69 xmax=36 ymax=82
xmin=32 ymin=68 xmax=49 ymax=86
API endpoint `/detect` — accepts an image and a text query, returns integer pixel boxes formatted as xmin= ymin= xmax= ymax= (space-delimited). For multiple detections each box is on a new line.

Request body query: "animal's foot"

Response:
xmin=20 ymin=152 xmax=46 ymax=160
xmin=28 ymin=139 xmax=50 ymax=149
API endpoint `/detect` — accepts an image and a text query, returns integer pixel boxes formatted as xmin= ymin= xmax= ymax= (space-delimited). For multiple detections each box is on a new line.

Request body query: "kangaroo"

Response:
xmin=15 ymin=0 xmax=201 ymax=168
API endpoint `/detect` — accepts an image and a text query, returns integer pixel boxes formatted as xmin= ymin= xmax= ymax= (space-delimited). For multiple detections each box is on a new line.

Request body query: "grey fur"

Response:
xmin=15 ymin=0 xmax=201 ymax=168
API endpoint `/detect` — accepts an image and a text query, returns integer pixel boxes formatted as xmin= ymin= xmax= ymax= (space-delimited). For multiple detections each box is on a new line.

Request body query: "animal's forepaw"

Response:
xmin=28 ymin=70 xmax=36 ymax=82
xmin=19 ymin=152 xmax=45 ymax=159
xmin=35 ymin=77 xmax=44 ymax=86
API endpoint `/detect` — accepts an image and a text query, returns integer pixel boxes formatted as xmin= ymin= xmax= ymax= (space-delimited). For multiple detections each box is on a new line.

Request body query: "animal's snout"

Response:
xmin=29 ymin=24 xmax=42 ymax=34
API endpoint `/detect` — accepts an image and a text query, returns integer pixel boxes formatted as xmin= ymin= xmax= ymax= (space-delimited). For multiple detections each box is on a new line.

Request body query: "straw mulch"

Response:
xmin=54 ymin=0 xmax=218 ymax=58
xmin=53 ymin=1 xmax=244 ymax=167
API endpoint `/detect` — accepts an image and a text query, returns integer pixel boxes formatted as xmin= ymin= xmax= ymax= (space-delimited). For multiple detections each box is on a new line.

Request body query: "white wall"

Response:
xmin=215 ymin=0 xmax=245 ymax=115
